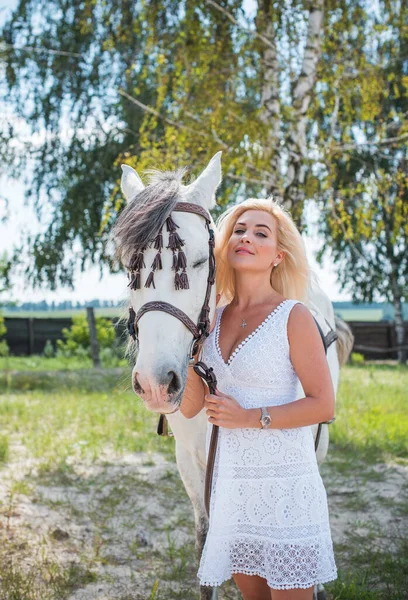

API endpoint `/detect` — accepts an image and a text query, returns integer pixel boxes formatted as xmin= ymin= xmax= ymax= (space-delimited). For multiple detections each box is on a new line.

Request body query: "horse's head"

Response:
xmin=113 ymin=152 xmax=222 ymax=414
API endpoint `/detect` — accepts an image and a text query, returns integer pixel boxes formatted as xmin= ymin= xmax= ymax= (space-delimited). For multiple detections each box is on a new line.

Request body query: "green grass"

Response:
xmin=327 ymin=527 xmax=408 ymax=600
xmin=0 ymin=433 xmax=9 ymax=462
xmin=0 ymin=548 xmax=97 ymax=600
xmin=0 ymin=370 xmax=174 ymax=467
xmin=331 ymin=364 xmax=408 ymax=461
xmin=334 ymin=308 xmax=384 ymax=321
xmin=0 ymin=354 xmax=129 ymax=371
xmin=0 ymin=363 xmax=406 ymax=599
xmin=2 ymin=308 xmax=123 ymax=318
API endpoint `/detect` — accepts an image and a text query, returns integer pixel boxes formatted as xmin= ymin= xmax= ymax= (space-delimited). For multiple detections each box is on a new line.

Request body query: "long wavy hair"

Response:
xmin=215 ymin=198 xmax=310 ymax=303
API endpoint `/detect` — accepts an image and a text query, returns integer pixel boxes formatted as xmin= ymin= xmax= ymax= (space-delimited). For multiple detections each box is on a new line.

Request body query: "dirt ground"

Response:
xmin=0 ymin=439 xmax=407 ymax=600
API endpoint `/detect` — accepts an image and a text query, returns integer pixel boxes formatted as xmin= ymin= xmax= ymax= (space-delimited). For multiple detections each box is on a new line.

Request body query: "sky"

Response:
xmin=0 ymin=0 xmax=351 ymax=305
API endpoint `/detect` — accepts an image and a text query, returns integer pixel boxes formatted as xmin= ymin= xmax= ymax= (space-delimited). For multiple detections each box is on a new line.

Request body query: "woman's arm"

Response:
xmin=258 ymin=303 xmax=335 ymax=427
xmin=204 ymin=303 xmax=335 ymax=429
xmin=179 ymin=364 xmax=207 ymax=419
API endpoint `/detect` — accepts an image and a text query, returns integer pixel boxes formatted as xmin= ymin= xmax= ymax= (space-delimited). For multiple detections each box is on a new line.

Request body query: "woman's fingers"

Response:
xmin=205 ymin=394 xmax=223 ymax=404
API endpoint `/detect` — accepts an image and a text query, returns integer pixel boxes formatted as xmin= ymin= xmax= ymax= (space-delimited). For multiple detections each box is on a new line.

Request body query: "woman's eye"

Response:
xmin=234 ymin=229 xmax=266 ymax=238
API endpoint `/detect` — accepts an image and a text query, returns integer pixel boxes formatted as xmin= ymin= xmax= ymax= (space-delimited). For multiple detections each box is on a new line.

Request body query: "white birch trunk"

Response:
xmin=284 ymin=0 xmax=325 ymax=211
xmin=257 ymin=1 xmax=282 ymax=200
xmin=391 ymin=270 xmax=407 ymax=364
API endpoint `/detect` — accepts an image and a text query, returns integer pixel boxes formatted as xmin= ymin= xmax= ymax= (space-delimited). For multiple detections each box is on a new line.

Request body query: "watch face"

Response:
xmin=261 ymin=410 xmax=271 ymax=427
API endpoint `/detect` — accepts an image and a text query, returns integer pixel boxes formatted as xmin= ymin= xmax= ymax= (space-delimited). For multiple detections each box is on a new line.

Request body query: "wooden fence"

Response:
xmin=3 ymin=317 xmax=127 ymax=356
xmin=3 ymin=316 xmax=408 ymax=359
xmin=346 ymin=321 xmax=408 ymax=359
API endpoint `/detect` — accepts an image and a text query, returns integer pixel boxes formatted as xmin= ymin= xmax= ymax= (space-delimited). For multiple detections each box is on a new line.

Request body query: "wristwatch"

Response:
xmin=260 ymin=407 xmax=271 ymax=429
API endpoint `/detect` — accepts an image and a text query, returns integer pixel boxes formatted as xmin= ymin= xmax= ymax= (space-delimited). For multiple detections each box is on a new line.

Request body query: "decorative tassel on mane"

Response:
xmin=128 ymin=246 xmax=146 ymax=290
xmin=179 ymin=270 xmax=189 ymax=289
xmin=151 ymin=252 xmax=162 ymax=271
xmin=128 ymin=271 xmax=141 ymax=290
xmin=173 ymin=232 xmax=185 ymax=249
xmin=145 ymin=271 xmax=155 ymax=289
xmin=131 ymin=251 xmax=145 ymax=272
xmin=166 ymin=215 xmax=179 ymax=233
xmin=177 ymin=251 xmax=187 ymax=270
xmin=126 ymin=213 xmax=190 ymax=292
xmin=154 ymin=231 xmax=163 ymax=250
xmin=149 ymin=226 xmax=163 ymax=277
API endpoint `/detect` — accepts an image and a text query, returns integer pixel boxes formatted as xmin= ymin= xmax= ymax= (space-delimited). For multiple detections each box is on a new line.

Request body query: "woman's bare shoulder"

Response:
xmin=287 ymin=302 xmax=320 ymax=346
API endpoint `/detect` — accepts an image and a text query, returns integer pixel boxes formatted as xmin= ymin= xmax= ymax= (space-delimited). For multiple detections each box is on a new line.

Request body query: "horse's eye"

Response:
xmin=192 ymin=258 xmax=208 ymax=268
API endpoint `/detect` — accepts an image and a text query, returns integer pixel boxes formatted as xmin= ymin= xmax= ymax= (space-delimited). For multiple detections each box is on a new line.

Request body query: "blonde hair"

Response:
xmin=215 ymin=198 xmax=310 ymax=303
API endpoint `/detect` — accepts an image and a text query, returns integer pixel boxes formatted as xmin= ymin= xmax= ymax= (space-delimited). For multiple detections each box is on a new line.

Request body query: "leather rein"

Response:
xmin=126 ymin=201 xmax=337 ymax=517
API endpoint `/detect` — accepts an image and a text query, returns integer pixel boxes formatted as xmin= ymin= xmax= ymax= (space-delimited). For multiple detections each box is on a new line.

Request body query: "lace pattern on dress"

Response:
xmin=198 ymin=299 xmax=337 ymax=589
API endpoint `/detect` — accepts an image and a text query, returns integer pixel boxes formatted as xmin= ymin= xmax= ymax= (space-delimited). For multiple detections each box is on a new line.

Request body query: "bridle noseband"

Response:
xmin=127 ymin=201 xmax=216 ymax=359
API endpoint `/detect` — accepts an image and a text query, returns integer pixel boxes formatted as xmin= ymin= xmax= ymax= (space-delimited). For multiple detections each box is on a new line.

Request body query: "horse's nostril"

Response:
xmin=133 ymin=373 xmax=144 ymax=394
xmin=167 ymin=370 xmax=180 ymax=395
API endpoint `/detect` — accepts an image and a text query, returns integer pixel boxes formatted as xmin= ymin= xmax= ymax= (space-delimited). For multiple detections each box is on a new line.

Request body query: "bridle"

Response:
xmin=127 ymin=201 xmax=216 ymax=360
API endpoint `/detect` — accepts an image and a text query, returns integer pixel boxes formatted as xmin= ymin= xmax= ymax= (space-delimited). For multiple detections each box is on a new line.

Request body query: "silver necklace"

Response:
xmin=240 ymin=318 xmax=248 ymax=328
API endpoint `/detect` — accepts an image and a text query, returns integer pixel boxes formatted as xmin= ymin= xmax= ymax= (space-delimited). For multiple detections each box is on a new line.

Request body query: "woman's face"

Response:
xmin=226 ymin=209 xmax=284 ymax=273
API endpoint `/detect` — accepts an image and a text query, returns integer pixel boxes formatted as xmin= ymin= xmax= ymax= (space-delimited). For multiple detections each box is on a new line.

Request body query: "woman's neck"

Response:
xmin=231 ymin=271 xmax=281 ymax=311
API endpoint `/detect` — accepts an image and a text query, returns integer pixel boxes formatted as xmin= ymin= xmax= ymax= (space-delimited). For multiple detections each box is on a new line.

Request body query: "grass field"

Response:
xmin=334 ymin=308 xmax=384 ymax=322
xmin=0 ymin=354 xmax=129 ymax=371
xmin=2 ymin=309 xmax=123 ymax=319
xmin=3 ymin=307 xmax=384 ymax=321
xmin=0 ymin=361 xmax=406 ymax=599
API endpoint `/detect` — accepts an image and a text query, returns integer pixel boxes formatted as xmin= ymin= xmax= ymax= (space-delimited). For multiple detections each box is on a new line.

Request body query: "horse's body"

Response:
xmin=114 ymin=152 xmax=353 ymax=600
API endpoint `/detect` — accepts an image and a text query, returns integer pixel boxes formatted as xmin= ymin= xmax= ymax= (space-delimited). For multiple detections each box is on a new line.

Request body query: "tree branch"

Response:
xmin=205 ymin=0 xmax=275 ymax=49
xmin=119 ymin=89 xmax=235 ymax=153
xmin=1 ymin=42 xmax=82 ymax=59
xmin=225 ymin=171 xmax=269 ymax=186
xmin=332 ymin=132 xmax=408 ymax=152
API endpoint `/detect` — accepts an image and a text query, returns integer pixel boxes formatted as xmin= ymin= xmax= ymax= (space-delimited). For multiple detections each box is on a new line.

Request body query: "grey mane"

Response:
xmin=113 ymin=168 xmax=188 ymax=266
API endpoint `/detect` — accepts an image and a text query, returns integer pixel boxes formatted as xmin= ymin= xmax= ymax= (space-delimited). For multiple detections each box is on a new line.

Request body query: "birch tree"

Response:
xmin=312 ymin=0 xmax=408 ymax=363
xmin=0 ymin=0 xmax=328 ymax=286
xmin=1 ymin=0 xmax=405 ymax=310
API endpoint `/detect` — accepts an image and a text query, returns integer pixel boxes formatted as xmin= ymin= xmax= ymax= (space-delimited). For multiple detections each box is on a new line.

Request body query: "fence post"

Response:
xmin=86 ymin=307 xmax=101 ymax=368
xmin=28 ymin=318 xmax=35 ymax=355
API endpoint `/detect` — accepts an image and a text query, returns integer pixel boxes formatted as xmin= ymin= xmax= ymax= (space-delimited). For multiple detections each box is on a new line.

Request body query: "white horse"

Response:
xmin=114 ymin=152 xmax=353 ymax=600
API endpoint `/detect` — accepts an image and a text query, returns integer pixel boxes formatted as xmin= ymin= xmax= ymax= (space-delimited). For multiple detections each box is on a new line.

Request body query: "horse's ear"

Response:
xmin=186 ymin=151 xmax=222 ymax=210
xmin=121 ymin=164 xmax=145 ymax=202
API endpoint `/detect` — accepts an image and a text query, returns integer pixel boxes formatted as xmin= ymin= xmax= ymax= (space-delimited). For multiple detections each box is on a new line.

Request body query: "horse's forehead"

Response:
xmin=171 ymin=210 xmax=208 ymax=241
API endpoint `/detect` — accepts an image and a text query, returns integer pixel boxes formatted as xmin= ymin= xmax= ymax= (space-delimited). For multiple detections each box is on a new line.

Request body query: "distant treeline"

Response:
xmin=3 ymin=299 xmax=121 ymax=312
xmin=2 ymin=299 xmax=407 ymax=321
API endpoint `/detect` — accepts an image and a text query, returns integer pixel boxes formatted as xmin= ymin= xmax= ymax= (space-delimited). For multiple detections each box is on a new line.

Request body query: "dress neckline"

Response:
xmin=215 ymin=299 xmax=289 ymax=367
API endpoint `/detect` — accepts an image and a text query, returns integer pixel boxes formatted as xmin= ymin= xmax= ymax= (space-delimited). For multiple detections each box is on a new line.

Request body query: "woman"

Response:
xmin=180 ymin=198 xmax=337 ymax=600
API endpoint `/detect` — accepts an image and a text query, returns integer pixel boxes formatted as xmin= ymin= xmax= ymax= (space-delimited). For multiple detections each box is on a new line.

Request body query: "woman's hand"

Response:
xmin=204 ymin=388 xmax=256 ymax=428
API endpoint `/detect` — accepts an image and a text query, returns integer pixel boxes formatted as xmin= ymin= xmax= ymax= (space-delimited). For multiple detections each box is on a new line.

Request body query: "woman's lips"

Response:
xmin=235 ymin=249 xmax=254 ymax=255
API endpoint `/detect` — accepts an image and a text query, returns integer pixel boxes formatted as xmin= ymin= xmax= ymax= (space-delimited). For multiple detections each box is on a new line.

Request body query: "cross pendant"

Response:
xmin=241 ymin=319 xmax=247 ymax=328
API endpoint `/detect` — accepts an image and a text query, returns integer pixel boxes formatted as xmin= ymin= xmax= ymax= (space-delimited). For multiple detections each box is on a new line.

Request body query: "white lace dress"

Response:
xmin=197 ymin=299 xmax=337 ymax=590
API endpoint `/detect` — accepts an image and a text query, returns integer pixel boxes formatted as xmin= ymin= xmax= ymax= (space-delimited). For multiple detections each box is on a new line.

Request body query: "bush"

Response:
xmin=43 ymin=339 xmax=55 ymax=358
xmin=351 ymin=352 xmax=365 ymax=365
xmin=56 ymin=315 xmax=122 ymax=360
xmin=0 ymin=312 xmax=9 ymax=357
